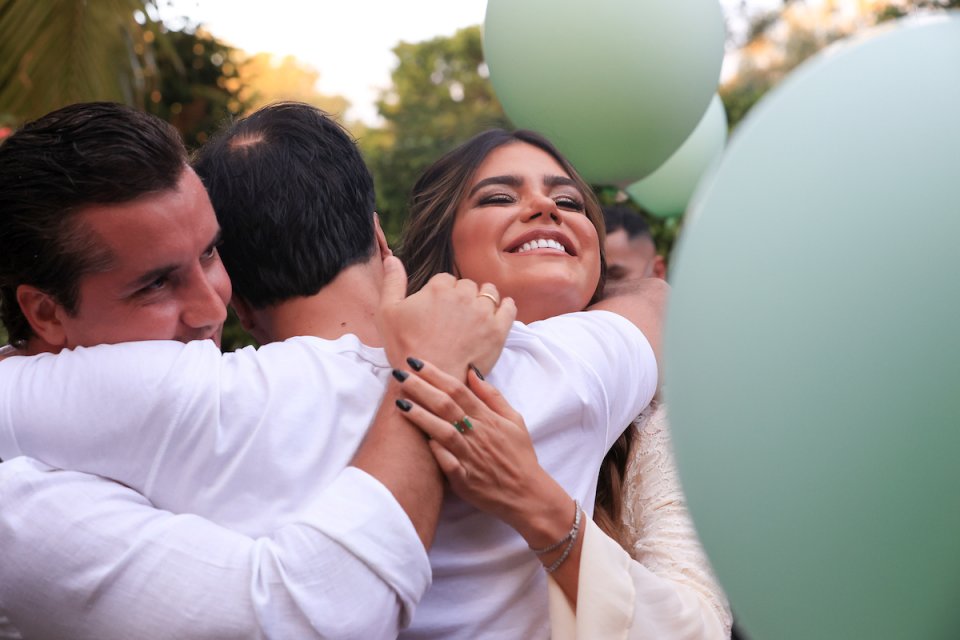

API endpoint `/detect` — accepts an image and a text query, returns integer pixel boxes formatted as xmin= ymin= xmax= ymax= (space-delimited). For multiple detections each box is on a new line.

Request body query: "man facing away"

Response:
xmin=0 ymin=103 xmax=666 ymax=638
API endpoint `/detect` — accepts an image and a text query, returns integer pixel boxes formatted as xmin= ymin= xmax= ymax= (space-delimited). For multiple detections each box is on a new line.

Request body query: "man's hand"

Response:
xmin=376 ymin=257 xmax=516 ymax=378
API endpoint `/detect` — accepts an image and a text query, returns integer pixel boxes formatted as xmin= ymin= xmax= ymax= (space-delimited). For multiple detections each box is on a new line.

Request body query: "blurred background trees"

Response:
xmin=1 ymin=0 xmax=955 ymax=349
xmin=360 ymin=26 xmax=510 ymax=242
xmin=720 ymin=0 xmax=960 ymax=128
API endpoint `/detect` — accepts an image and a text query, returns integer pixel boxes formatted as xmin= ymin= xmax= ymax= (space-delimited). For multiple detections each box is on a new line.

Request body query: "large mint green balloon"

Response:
xmin=625 ymin=94 xmax=727 ymax=218
xmin=483 ymin=0 xmax=724 ymax=185
xmin=665 ymin=14 xmax=960 ymax=640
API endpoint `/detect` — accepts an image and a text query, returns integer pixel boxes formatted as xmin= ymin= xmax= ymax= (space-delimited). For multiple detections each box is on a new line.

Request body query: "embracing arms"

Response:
xmin=0 ymin=458 xmax=429 ymax=640
xmin=389 ymin=362 xmax=732 ymax=640
xmin=352 ymin=256 xmax=516 ymax=546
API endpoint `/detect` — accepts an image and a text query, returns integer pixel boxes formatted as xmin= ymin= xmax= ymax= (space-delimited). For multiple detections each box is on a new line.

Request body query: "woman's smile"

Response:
xmin=451 ymin=141 xmax=601 ymax=323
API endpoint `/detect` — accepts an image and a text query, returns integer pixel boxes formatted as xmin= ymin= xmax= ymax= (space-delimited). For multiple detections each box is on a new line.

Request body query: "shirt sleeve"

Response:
xmin=527 ymin=310 xmax=658 ymax=449
xmin=0 ymin=339 xmax=371 ymax=517
xmin=0 ymin=340 xmax=222 ymax=489
xmin=0 ymin=458 xmax=430 ymax=640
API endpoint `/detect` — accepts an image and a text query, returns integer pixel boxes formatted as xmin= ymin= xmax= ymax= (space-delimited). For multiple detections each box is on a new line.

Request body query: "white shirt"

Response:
xmin=0 ymin=458 xmax=428 ymax=640
xmin=0 ymin=311 xmax=656 ymax=639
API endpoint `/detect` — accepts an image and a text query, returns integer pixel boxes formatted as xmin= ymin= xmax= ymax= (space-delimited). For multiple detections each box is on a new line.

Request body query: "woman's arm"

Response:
xmin=530 ymin=405 xmax=735 ymax=640
xmin=392 ymin=361 xmax=586 ymax=605
xmin=393 ymin=364 xmax=732 ymax=639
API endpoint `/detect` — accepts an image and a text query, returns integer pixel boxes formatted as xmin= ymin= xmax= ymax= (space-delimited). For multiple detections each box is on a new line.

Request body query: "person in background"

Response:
xmin=602 ymin=205 xmax=667 ymax=282
xmin=602 ymin=205 xmax=749 ymax=640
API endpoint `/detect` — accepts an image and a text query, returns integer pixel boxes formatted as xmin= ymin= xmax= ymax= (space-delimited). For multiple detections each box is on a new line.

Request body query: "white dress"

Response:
xmin=549 ymin=402 xmax=733 ymax=639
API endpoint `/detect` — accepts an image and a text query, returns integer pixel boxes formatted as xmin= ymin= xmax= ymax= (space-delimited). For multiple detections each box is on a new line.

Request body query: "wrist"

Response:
xmin=527 ymin=498 xmax=582 ymax=575
xmin=510 ymin=483 xmax=576 ymax=549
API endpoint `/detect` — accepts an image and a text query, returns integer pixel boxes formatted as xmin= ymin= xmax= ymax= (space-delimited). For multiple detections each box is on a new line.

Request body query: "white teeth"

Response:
xmin=515 ymin=238 xmax=567 ymax=254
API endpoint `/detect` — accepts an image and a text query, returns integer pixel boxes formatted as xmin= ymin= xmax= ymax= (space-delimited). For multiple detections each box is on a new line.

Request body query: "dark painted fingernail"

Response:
xmin=396 ymin=398 xmax=412 ymax=412
xmin=406 ymin=357 xmax=424 ymax=371
xmin=392 ymin=369 xmax=409 ymax=383
xmin=468 ymin=363 xmax=485 ymax=381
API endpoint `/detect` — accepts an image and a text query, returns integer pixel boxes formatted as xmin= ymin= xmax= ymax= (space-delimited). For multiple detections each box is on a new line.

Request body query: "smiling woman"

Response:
xmin=402 ymin=129 xmax=606 ymax=323
xmin=397 ymin=129 xmax=730 ymax=638
xmin=450 ymin=141 xmax=602 ymax=324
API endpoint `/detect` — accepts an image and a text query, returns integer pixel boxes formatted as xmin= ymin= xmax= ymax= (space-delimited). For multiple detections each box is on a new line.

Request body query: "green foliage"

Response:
xmin=361 ymin=26 xmax=511 ymax=244
xmin=145 ymin=26 xmax=249 ymax=151
xmin=720 ymin=15 xmax=848 ymax=130
xmin=0 ymin=0 xmax=160 ymax=123
xmin=220 ymin=308 xmax=257 ymax=353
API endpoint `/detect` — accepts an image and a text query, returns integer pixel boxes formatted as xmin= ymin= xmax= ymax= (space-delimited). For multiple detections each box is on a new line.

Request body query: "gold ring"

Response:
xmin=478 ymin=292 xmax=499 ymax=305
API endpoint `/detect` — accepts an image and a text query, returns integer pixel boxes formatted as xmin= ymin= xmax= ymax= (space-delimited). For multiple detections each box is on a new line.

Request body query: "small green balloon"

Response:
xmin=483 ymin=0 xmax=724 ymax=185
xmin=665 ymin=14 xmax=960 ymax=640
xmin=626 ymin=94 xmax=727 ymax=218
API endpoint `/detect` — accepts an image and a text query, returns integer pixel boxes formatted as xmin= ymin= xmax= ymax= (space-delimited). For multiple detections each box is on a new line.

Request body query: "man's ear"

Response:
xmin=231 ymin=295 xmax=269 ymax=346
xmin=230 ymin=295 xmax=257 ymax=333
xmin=16 ymin=285 xmax=67 ymax=347
xmin=652 ymin=255 xmax=667 ymax=280
xmin=373 ymin=213 xmax=393 ymax=258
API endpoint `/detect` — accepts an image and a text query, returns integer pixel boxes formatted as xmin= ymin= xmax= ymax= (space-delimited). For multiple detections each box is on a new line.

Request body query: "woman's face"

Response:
xmin=451 ymin=142 xmax=601 ymax=323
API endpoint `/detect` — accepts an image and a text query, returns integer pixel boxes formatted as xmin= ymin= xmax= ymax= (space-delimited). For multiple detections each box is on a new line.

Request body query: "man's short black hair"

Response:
xmin=0 ymin=102 xmax=187 ymax=344
xmin=193 ymin=102 xmax=376 ymax=308
xmin=602 ymin=205 xmax=652 ymax=240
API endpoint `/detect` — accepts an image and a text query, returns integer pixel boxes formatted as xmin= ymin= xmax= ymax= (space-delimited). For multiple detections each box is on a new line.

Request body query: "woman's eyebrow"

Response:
xmin=544 ymin=175 xmax=578 ymax=189
xmin=467 ymin=175 xmax=522 ymax=197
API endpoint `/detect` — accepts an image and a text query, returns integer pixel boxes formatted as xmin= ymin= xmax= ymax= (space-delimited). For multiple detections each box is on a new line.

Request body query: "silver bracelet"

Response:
xmin=544 ymin=503 xmax=582 ymax=574
xmin=529 ymin=499 xmax=581 ymax=555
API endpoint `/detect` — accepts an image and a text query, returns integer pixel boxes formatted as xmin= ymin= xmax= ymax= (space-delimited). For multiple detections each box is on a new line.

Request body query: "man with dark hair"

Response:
xmin=0 ymin=101 xmax=229 ymax=351
xmin=195 ymin=102 xmax=379 ymax=310
xmin=602 ymin=205 xmax=667 ymax=282
xmin=0 ymin=103 xmax=664 ymax=638
xmin=0 ymin=102 xmax=513 ymax=639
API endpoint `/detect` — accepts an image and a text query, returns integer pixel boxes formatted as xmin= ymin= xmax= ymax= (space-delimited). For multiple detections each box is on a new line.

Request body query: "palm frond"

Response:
xmin=0 ymin=0 xmax=158 ymax=123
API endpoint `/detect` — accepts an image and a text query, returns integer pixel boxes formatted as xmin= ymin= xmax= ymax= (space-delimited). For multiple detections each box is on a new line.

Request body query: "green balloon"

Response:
xmin=665 ymin=14 xmax=960 ymax=640
xmin=483 ymin=0 xmax=724 ymax=185
xmin=626 ymin=94 xmax=727 ymax=218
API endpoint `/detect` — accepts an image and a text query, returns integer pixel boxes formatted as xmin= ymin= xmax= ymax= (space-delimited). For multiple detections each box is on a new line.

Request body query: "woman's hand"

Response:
xmin=392 ymin=360 xmax=576 ymax=551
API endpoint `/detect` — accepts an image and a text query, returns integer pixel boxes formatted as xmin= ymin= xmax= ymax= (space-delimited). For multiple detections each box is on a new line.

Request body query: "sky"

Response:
xmin=160 ymin=0 xmax=785 ymax=124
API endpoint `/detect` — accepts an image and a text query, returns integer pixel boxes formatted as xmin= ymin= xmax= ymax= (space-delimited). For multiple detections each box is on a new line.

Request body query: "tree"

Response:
xmin=0 ymin=0 xmax=161 ymax=123
xmin=238 ymin=53 xmax=348 ymax=118
xmin=720 ymin=0 xmax=960 ymax=129
xmin=362 ymin=26 xmax=511 ymax=242
xmin=146 ymin=25 xmax=248 ymax=150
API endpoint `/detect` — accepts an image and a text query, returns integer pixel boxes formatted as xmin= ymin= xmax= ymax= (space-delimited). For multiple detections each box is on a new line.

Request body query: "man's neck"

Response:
xmin=20 ymin=338 xmax=57 ymax=356
xmin=256 ymin=260 xmax=384 ymax=347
